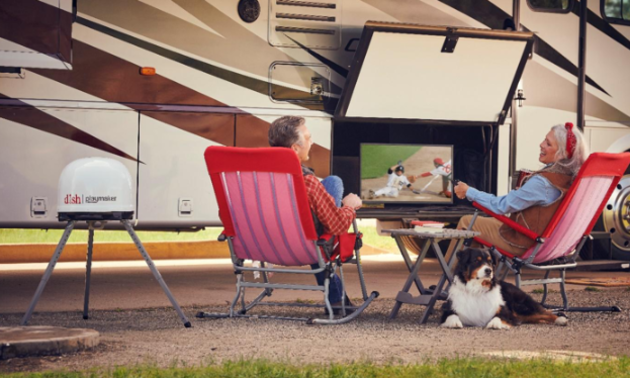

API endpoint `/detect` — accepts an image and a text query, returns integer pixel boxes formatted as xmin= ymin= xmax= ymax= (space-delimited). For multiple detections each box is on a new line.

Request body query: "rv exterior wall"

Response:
xmin=0 ymin=0 xmax=628 ymax=235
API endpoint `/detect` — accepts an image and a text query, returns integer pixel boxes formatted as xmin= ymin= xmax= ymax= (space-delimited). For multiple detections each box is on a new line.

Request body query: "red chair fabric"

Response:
xmin=321 ymin=232 xmax=361 ymax=262
xmin=474 ymin=152 xmax=630 ymax=264
xmin=204 ymin=146 xmax=357 ymax=267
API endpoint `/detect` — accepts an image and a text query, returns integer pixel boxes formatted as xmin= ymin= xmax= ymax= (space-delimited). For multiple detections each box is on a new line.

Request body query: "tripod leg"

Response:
xmin=122 ymin=220 xmax=191 ymax=328
xmin=21 ymin=221 xmax=75 ymax=325
xmin=83 ymin=227 xmax=95 ymax=320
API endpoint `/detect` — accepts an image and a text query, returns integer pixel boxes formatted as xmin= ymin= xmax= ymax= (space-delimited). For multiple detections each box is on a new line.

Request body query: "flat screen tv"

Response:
xmin=360 ymin=143 xmax=454 ymax=204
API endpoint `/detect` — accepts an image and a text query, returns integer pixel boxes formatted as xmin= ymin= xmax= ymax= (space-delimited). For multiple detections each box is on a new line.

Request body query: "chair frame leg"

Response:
xmin=197 ymin=236 xmax=379 ymax=325
xmin=514 ymin=263 xmax=621 ymax=313
xmin=352 ymin=220 xmax=369 ymax=301
xmin=229 ymin=274 xmax=243 ymax=317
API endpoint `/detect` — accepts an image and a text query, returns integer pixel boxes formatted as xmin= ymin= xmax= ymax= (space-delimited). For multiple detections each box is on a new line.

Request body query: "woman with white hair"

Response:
xmin=445 ymin=122 xmax=589 ymax=259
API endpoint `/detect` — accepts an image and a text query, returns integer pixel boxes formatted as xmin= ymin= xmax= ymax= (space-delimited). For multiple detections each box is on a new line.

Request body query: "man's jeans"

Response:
xmin=310 ymin=175 xmax=344 ymax=304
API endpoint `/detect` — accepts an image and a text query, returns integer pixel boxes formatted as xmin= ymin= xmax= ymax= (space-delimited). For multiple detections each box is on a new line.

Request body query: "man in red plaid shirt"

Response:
xmin=269 ymin=116 xmax=362 ymax=312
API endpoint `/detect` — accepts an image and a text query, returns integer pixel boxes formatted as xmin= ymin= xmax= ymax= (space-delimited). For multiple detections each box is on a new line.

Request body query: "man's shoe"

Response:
xmin=368 ymin=189 xmax=376 ymax=199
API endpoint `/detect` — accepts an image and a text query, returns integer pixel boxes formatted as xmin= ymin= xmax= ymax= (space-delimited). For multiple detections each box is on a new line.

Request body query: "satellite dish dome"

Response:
xmin=57 ymin=157 xmax=134 ymax=221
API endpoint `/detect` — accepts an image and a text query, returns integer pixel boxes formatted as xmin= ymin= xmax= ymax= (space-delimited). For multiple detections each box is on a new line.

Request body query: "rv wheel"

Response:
xmin=594 ymin=169 xmax=630 ymax=261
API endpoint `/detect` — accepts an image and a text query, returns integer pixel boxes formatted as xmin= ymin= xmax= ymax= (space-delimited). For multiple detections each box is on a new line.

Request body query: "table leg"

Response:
xmin=394 ymin=235 xmax=425 ymax=294
xmin=418 ymin=239 xmax=460 ymax=324
xmin=389 ymin=239 xmax=431 ymax=320
xmin=433 ymin=241 xmax=454 ymax=284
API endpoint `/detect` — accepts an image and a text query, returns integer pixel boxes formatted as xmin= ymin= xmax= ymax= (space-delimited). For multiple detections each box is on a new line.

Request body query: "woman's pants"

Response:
xmin=444 ymin=214 xmax=528 ymax=263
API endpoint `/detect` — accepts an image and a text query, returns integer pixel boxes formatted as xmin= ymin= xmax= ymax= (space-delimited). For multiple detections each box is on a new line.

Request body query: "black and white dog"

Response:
xmin=440 ymin=248 xmax=568 ymax=330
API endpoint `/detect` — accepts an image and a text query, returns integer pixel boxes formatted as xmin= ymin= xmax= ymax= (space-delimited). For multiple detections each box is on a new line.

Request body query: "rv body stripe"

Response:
xmin=74 ymin=16 xmax=328 ymax=109
xmin=285 ymin=35 xmax=349 ymax=78
xmin=573 ymin=1 xmax=630 ymax=52
xmin=0 ymin=96 xmax=137 ymax=162
xmin=24 ymin=37 xmax=331 ymax=173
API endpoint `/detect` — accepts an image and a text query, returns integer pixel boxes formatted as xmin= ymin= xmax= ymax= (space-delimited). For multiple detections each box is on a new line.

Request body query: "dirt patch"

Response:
xmin=1 ymin=288 xmax=628 ymax=372
xmin=362 ymin=146 xmax=452 ymax=203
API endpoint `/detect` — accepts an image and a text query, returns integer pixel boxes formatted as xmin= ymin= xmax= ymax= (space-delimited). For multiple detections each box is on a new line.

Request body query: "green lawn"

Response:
xmin=361 ymin=145 xmax=422 ymax=179
xmin=0 ymin=226 xmax=398 ymax=251
xmin=0 ymin=228 xmax=223 ymax=244
xmin=3 ymin=358 xmax=629 ymax=378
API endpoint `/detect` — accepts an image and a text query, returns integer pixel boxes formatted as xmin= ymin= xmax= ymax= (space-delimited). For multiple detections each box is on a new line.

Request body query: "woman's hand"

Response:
xmin=454 ymin=182 xmax=469 ymax=200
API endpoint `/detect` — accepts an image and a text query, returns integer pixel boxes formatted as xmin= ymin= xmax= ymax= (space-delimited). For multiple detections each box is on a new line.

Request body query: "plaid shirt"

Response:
xmin=303 ymin=175 xmax=356 ymax=235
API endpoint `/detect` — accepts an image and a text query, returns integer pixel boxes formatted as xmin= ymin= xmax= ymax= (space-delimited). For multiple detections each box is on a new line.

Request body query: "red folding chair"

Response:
xmin=196 ymin=146 xmax=378 ymax=324
xmin=471 ymin=152 xmax=630 ymax=312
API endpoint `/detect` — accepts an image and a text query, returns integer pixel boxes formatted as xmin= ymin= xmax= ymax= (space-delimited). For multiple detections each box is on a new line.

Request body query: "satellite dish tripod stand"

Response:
xmin=21 ymin=219 xmax=191 ymax=328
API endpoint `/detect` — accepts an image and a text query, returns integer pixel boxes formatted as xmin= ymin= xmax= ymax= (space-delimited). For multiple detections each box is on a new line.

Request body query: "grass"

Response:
xmin=360 ymin=226 xmax=398 ymax=252
xmin=0 ymin=228 xmax=223 ymax=244
xmin=585 ymin=286 xmax=601 ymax=292
xmin=0 ymin=226 xmax=399 ymax=253
xmin=361 ymin=145 xmax=422 ymax=179
xmin=3 ymin=358 xmax=630 ymax=378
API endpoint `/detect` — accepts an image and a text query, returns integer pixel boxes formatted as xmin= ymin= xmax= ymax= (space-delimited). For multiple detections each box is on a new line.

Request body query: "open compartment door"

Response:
xmin=335 ymin=22 xmax=534 ymax=126
xmin=0 ymin=0 xmax=74 ymax=70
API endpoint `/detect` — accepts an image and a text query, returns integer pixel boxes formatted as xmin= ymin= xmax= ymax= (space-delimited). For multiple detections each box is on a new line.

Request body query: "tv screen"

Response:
xmin=360 ymin=143 xmax=454 ymax=204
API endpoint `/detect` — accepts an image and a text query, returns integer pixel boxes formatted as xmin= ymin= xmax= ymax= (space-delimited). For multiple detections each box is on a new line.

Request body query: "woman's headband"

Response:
xmin=565 ymin=122 xmax=577 ymax=159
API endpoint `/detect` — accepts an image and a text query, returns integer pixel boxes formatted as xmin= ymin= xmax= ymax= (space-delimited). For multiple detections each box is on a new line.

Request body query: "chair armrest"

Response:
xmin=317 ymin=234 xmax=337 ymax=259
xmin=317 ymin=233 xmax=336 ymax=245
xmin=472 ymin=202 xmax=540 ymax=241
xmin=218 ymin=232 xmax=227 ymax=242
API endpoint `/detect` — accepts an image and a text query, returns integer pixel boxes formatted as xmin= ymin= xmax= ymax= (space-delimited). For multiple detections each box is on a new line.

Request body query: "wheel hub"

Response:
xmin=602 ymin=175 xmax=630 ymax=252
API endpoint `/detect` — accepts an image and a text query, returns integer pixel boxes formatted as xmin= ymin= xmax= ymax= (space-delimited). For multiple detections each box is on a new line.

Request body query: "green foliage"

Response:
xmin=5 ymin=357 xmax=630 ymax=378
xmin=360 ymin=226 xmax=398 ymax=252
xmin=0 ymin=228 xmax=223 ymax=244
xmin=531 ymin=288 xmax=545 ymax=294
xmin=603 ymin=0 xmax=630 ymax=20
xmin=585 ymin=286 xmax=601 ymax=292
xmin=360 ymin=145 xmax=422 ymax=180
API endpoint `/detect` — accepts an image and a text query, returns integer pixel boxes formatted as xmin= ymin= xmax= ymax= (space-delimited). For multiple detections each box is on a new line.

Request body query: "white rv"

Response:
xmin=1 ymin=0 xmax=629 ymax=259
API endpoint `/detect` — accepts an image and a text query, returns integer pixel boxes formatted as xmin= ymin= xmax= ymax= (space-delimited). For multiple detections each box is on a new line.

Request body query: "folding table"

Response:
xmin=382 ymin=228 xmax=480 ymax=324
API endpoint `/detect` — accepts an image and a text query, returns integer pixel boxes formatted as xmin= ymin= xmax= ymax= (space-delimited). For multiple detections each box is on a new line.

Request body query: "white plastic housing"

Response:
xmin=57 ymin=157 xmax=134 ymax=215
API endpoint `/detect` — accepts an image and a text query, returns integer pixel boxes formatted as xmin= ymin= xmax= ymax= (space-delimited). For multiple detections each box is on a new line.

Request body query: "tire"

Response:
xmin=593 ymin=165 xmax=630 ymax=260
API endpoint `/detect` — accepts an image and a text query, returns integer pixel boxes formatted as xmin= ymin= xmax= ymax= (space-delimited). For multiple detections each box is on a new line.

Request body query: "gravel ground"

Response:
xmin=1 ymin=287 xmax=629 ymax=373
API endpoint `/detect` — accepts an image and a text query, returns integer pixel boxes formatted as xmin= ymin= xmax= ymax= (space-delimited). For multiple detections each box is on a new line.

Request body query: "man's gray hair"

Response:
xmin=551 ymin=123 xmax=589 ymax=176
xmin=268 ymin=116 xmax=305 ymax=148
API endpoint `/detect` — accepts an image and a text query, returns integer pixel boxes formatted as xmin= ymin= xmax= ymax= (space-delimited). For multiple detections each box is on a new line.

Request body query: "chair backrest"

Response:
xmin=204 ymin=146 xmax=320 ymax=266
xmin=523 ymin=152 xmax=630 ymax=264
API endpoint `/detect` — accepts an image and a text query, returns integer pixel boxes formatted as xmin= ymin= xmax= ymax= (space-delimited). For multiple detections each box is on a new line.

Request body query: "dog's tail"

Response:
xmin=517 ymin=311 xmax=568 ymax=326
xmin=554 ymin=312 xmax=568 ymax=326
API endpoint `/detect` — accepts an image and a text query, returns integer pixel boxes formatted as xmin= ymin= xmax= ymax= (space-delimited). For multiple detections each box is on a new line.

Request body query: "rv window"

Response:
xmin=527 ymin=0 xmax=573 ymax=13
xmin=602 ymin=0 xmax=630 ymax=25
